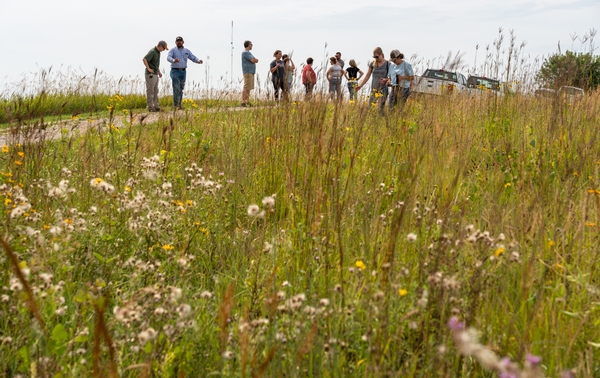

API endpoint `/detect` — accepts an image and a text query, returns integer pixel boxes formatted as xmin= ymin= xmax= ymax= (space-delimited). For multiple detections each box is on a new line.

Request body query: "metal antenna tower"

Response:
xmin=231 ymin=21 xmax=234 ymax=84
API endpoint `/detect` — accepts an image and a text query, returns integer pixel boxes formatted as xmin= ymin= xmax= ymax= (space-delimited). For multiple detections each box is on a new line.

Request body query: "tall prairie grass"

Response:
xmin=1 ymin=87 xmax=599 ymax=377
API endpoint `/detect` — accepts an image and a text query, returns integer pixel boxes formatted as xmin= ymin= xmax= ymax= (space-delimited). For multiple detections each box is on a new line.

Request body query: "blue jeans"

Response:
xmin=347 ymin=81 xmax=358 ymax=100
xmin=170 ymin=69 xmax=186 ymax=107
xmin=389 ymin=87 xmax=410 ymax=109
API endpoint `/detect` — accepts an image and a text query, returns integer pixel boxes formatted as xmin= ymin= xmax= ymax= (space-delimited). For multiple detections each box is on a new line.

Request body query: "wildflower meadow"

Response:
xmin=1 ymin=66 xmax=600 ymax=377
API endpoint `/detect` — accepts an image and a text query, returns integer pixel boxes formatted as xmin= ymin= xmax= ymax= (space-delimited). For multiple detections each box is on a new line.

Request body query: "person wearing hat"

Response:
xmin=386 ymin=49 xmax=414 ymax=109
xmin=241 ymin=40 xmax=259 ymax=107
xmin=143 ymin=40 xmax=169 ymax=112
xmin=167 ymin=36 xmax=203 ymax=110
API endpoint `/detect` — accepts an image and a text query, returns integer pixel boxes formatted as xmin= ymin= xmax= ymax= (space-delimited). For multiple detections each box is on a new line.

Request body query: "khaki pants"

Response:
xmin=145 ymin=71 xmax=159 ymax=110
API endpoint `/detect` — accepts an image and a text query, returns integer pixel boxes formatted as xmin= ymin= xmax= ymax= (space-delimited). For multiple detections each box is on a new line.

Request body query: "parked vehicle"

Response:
xmin=466 ymin=75 xmax=502 ymax=96
xmin=535 ymin=86 xmax=584 ymax=103
xmin=559 ymin=86 xmax=584 ymax=103
xmin=534 ymin=88 xmax=556 ymax=98
xmin=412 ymin=69 xmax=467 ymax=95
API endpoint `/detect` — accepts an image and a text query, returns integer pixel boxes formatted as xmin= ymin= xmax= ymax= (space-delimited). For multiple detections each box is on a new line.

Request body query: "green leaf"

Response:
xmin=52 ymin=324 xmax=69 ymax=343
xmin=74 ymin=289 xmax=87 ymax=303
xmin=562 ymin=311 xmax=580 ymax=318
xmin=93 ymin=252 xmax=105 ymax=263
xmin=18 ymin=346 xmax=30 ymax=368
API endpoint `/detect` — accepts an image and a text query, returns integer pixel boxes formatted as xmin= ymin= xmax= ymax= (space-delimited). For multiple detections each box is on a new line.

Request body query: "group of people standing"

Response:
xmin=243 ymin=44 xmax=414 ymax=112
xmin=143 ymin=38 xmax=414 ymax=113
xmin=143 ymin=36 xmax=203 ymax=112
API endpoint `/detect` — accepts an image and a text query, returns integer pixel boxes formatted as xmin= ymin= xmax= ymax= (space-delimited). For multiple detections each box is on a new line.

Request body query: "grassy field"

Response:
xmin=1 ymin=87 xmax=599 ymax=377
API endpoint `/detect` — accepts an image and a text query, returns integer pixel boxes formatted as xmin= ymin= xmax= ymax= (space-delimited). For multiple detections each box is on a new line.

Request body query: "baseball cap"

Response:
xmin=158 ymin=40 xmax=169 ymax=50
xmin=390 ymin=49 xmax=401 ymax=59
xmin=175 ymin=36 xmax=184 ymax=42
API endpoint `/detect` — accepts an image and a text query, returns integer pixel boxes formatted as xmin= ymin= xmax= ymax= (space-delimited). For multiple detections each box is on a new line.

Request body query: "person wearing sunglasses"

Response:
xmin=355 ymin=47 xmax=390 ymax=113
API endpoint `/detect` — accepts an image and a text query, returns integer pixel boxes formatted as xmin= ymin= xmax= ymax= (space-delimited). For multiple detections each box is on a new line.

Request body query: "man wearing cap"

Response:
xmin=167 ymin=36 xmax=203 ymax=110
xmin=387 ymin=49 xmax=414 ymax=109
xmin=143 ymin=40 xmax=168 ymax=112
xmin=241 ymin=40 xmax=259 ymax=107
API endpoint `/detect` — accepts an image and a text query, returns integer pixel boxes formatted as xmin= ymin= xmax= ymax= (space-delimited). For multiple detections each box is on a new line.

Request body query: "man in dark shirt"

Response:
xmin=143 ymin=40 xmax=168 ymax=112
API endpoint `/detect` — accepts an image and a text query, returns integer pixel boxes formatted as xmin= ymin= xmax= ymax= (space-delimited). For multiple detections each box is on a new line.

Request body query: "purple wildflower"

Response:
xmin=561 ymin=370 xmax=575 ymax=378
xmin=526 ymin=354 xmax=542 ymax=366
xmin=448 ymin=316 xmax=465 ymax=331
xmin=498 ymin=373 xmax=517 ymax=378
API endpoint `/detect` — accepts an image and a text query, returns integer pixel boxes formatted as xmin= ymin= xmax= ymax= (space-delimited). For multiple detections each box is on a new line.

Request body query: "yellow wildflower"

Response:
xmin=355 ymin=260 xmax=366 ymax=270
xmin=547 ymin=240 xmax=555 ymax=248
xmin=398 ymin=289 xmax=408 ymax=297
xmin=17 ymin=152 xmax=24 ymax=158
xmin=162 ymin=244 xmax=175 ymax=251
xmin=1 ymin=145 xmax=8 ymax=153
xmin=494 ymin=247 xmax=505 ymax=257
xmin=585 ymin=222 xmax=595 ymax=227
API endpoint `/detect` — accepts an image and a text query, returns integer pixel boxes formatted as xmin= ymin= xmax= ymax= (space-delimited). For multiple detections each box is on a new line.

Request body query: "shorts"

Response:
xmin=243 ymin=73 xmax=255 ymax=91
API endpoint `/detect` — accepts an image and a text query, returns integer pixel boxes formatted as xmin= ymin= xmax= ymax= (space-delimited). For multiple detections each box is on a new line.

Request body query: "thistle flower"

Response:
xmin=176 ymin=303 xmax=192 ymax=318
xmin=200 ymin=290 xmax=213 ymax=299
xmin=262 ymin=195 xmax=276 ymax=208
xmin=138 ymin=327 xmax=157 ymax=345
xmin=247 ymin=204 xmax=260 ymax=216
xmin=407 ymin=233 xmax=417 ymax=242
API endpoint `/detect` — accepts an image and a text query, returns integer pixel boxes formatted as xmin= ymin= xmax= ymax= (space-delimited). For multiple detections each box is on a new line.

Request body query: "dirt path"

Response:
xmin=0 ymin=106 xmax=248 ymax=146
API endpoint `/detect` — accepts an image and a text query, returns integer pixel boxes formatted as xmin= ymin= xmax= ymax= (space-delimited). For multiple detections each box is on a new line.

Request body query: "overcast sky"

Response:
xmin=0 ymin=0 xmax=598 ymax=94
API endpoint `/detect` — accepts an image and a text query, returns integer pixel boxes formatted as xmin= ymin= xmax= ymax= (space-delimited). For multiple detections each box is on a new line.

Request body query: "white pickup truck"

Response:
xmin=412 ymin=69 xmax=468 ymax=95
